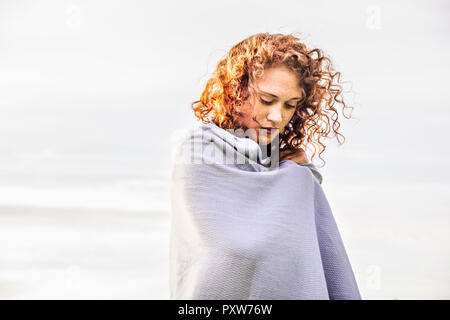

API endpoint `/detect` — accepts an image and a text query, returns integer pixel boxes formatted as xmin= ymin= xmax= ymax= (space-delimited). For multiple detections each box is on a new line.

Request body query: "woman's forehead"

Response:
xmin=256 ymin=88 xmax=302 ymax=100
xmin=252 ymin=69 xmax=302 ymax=97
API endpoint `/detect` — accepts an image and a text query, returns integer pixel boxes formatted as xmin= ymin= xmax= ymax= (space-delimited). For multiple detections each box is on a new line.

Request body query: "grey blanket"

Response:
xmin=169 ymin=121 xmax=361 ymax=300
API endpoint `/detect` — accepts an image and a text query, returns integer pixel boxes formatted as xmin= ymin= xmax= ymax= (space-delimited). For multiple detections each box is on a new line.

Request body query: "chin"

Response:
xmin=258 ymin=138 xmax=272 ymax=145
xmin=255 ymin=133 xmax=274 ymax=146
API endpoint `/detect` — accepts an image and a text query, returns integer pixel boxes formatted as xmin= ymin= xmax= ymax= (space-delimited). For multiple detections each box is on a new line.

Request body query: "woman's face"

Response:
xmin=237 ymin=65 xmax=303 ymax=145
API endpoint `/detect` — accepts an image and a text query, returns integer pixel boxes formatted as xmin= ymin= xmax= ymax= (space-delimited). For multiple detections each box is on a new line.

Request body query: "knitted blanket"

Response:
xmin=169 ymin=121 xmax=361 ymax=300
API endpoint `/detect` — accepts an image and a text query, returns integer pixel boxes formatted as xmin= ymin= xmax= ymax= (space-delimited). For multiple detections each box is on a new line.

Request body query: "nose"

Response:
xmin=266 ymin=106 xmax=282 ymax=125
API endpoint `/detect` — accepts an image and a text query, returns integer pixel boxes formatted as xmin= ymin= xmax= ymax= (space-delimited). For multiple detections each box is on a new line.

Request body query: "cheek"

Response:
xmin=285 ymin=109 xmax=296 ymax=122
xmin=238 ymin=101 xmax=257 ymax=121
xmin=243 ymin=99 xmax=257 ymax=112
xmin=280 ymin=110 xmax=295 ymax=129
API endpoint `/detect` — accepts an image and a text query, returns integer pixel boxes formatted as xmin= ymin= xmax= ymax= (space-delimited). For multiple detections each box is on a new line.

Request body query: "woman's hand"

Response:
xmin=280 ymin=148 xmax=309 ymax=165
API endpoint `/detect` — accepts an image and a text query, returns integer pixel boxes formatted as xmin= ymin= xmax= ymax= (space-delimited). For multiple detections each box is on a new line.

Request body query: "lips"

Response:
xmin=260 ymin=127 xmax=277 ymax=134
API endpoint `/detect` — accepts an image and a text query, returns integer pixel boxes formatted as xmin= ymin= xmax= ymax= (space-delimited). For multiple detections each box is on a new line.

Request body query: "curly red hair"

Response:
xmin=191 ymin=32 xmax=354 ymax=166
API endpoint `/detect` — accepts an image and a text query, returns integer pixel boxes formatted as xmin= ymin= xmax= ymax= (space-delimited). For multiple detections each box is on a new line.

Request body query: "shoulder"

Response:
xmin=281 ymin=160 xmax=323 ymax=185
xmin=172 ymin=122 xmax=228 ymax=167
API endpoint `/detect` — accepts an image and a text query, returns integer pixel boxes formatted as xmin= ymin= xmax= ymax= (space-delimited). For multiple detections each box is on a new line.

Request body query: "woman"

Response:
xmin=169 ymin=32 xmax=361 ymax=300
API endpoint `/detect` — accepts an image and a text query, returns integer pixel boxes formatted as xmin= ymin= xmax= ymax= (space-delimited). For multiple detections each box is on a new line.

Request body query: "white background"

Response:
xmin=0 ymin=0 xmax=449 ymax=299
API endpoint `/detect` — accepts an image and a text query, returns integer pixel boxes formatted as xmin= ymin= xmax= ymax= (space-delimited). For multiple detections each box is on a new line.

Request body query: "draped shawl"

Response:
xmin=169 ymin=121 xmax=361 ymax=300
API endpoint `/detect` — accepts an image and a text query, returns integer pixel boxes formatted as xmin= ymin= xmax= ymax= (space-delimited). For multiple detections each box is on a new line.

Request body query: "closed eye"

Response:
xmin=260 ymin=98 xmax=296 ymax=109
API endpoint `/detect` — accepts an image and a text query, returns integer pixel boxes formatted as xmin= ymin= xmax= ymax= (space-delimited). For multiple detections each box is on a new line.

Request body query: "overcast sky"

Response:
xmin=0 ymin=0 xmax=449 ymax=299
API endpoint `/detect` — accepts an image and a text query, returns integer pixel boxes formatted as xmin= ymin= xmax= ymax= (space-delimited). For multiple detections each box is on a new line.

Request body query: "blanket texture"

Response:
xmin=169 ymin=121 xmax=361 ymax=300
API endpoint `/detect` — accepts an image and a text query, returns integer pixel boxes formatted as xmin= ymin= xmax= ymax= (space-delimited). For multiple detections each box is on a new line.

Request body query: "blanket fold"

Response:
xmin=169 ymin=122 xmax=361 ymax=300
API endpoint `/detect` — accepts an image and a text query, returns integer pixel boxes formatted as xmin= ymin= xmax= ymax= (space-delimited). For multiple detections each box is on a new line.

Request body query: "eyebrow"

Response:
xmin=259 ymin=90 xmax=301 ymax=101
